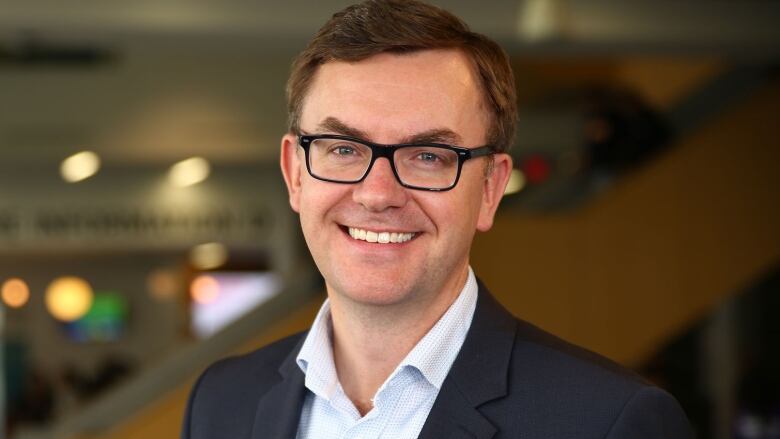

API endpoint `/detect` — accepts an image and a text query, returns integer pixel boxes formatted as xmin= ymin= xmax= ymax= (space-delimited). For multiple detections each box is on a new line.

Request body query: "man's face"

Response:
xmin=281 ymin=49 xmax=511 ymax=309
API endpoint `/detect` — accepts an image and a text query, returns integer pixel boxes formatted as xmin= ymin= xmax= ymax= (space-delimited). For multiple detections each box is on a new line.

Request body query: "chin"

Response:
xmin=328 ymin=276 xmax=418 ymax=307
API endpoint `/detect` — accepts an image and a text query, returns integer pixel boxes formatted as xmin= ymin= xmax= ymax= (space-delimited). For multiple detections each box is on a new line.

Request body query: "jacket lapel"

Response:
xmin=250 ymin=337 xmax=308 ymax=439
xmin=418 ymin=280 xmax=517 ymax=439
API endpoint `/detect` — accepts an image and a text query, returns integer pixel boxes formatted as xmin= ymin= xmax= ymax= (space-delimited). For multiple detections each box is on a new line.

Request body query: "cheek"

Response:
xmin=298 ymin=186 xmax=325 ymax=224
xmin=448 ymin=180 xmax=486 ymax=231
xmin=297 ymin=180 xmax=347 ymax=226
xmin=297 ymin=190 xmax=332 ymax=260
xmin=416 ymin=187 xmax=482 ymax=235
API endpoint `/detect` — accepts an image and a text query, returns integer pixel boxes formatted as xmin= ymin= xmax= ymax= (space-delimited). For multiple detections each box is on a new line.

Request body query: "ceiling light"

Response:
xmin=190 ymin=242 xmax=229 ymax=270
xmin=518 ymin=0 xmax=563 ymax=41
xmin=2 ymin=278 xmax=30 ymax=308
xmin=190 ymin=275 xmax=220 ymax=305
xmin=61 ymin=151 xmax=100 ymax=183
xmin=169 ymin=157 xmax=211 ymax=187
xmin=45 ymin=276 xmax=94 ymax=322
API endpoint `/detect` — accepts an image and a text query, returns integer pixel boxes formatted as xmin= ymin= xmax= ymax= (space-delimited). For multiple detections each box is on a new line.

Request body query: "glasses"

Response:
xmin=298 ymin=134 xmax=494 ymax=191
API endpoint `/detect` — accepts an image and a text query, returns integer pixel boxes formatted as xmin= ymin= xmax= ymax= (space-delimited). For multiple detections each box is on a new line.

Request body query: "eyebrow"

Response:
xmin=316 ymin=117 xmax=369 ymax=139
xmin=315 ymin=116 xmax=463 ymax=146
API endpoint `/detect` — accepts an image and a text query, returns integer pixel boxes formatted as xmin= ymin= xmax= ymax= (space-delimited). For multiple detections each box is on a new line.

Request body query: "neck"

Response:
xmin=327 ymin=265 xmax=470 ymax=416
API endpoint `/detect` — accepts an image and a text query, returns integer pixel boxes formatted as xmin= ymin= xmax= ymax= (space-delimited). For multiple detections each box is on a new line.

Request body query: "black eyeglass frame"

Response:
xmin=297 ymin=134 xmax=495 ymax=192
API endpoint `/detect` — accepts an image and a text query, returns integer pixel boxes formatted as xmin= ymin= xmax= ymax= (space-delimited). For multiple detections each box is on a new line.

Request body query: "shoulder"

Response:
xmin=470 ymin=283 xmax=692 ymax=437
xmin=508 ymin=320 xmax=692 ymax=437
xmin=193 ymin=331 xmax=306 ymax=398
xmin=511 ymin=316 xmax=648 ymax=388
xmin=473 ymin=282 xmax=648 ymax=390
xmin=182 ymin=332 xmax=306 ymax=437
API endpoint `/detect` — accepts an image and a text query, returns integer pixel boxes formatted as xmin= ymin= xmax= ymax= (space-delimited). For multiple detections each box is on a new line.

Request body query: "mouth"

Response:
xmin=343 ymin=226 xmax=417 ymax=244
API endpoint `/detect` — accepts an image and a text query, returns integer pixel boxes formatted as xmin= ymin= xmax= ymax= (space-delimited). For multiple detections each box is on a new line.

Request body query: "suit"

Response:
xmin=182 ymin=280 xmax=693 ymax=438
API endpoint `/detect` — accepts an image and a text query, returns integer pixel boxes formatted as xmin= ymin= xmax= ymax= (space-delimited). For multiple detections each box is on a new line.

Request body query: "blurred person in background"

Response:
xmin=182 ymin=1 xmax=693 ymax=437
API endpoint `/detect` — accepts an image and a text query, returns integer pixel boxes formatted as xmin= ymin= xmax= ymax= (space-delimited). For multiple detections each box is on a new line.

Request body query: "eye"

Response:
xmin=398 ymin=147 xmax=457 ymax=170
xmin=417 ymin=151 xmax=441 ymax=162
xmin=330 ymin=144 xmax=357 ymax=156
xmin=413 ymin=149 xmax=454 ymax=166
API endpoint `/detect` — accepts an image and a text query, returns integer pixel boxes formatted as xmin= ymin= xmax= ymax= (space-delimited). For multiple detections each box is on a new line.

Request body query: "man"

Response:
xmin=182 ymin=1 xmax=693 ymax=438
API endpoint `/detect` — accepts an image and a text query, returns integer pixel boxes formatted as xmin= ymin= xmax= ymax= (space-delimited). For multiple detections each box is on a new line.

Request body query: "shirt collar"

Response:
xmin=296 ymin=267 xmax=479 ymax=396
xmin=296 ymin=300 xmax=339 ymax=399
xmin=398 ymin=267 xmax=478 ymax=389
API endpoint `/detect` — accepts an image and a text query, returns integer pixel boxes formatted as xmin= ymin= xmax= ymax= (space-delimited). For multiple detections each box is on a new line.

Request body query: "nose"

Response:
xmin=352 ymin=157 xmax=409 ymax=212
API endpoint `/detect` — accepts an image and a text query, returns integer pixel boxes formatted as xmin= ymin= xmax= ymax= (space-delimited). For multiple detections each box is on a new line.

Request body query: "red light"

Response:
xmin=521 ymin=155 xmax=551 ymax=184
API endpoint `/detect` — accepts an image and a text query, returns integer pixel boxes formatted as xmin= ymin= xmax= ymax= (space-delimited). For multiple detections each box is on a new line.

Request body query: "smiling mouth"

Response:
xmin=346 ymin=226 xmax=417 ymax=244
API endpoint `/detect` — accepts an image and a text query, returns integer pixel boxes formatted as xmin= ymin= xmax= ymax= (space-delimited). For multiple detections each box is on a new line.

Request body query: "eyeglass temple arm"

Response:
xmin=466 ymin=146 xmax=495 ymax=159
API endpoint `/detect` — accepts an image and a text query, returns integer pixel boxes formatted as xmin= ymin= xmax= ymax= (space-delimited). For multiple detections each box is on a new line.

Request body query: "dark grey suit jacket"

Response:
xmin=182 ymin=280 xmax=694 ymax=438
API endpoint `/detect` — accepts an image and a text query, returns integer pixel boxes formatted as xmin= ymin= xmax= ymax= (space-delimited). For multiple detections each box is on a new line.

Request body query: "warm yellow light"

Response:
xmin=45 ymin=276 xmax=94 ymax=322
xmin=2 ymin=278 xmax=30 ymax=308
xmin=61 ymin=151 xmax=101 ymax=183
xmin=518 ymin=0 xmax=562 ymax=41
xmin=504 ymin=169 xmax=526 ymax=195
xmin=190 ymin=242 xmax=229 ymax=270
xmin=190 ymin=275 xmax=220 ymax=305
xmin=147 ymin=268 xmax=180 ymax=301
xmin=169 ymin=157 xmax=210 ymax=187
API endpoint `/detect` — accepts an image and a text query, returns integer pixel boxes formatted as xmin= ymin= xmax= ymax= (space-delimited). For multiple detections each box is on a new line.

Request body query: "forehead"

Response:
xmin=299 ymin=49 xmax=489 ymax=145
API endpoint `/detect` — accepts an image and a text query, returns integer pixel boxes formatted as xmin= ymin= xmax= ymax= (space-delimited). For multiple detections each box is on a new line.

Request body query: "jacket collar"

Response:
xmin=250 ymin=335 xmax=308 ymax=439
xmin=418 ymin=279 xmax=517 ymax=439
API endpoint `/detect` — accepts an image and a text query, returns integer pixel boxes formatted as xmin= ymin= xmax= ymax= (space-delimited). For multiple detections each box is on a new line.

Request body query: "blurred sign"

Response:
xmin=0 ymin=206 xmax=272 ymax=249
xmin=0 ymin=162 xmax=290 ymax=252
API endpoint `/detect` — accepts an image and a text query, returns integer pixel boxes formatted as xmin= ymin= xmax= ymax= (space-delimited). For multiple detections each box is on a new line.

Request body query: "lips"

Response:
xmin=347 ymin=226 xmax=416 ymax=244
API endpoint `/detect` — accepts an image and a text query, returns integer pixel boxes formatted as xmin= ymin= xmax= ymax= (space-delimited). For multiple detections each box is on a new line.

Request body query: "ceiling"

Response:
xmin=1 ymin=0 xmax=778 ymax=167
xmin=2 ymin=0 xmax=778 ymax=52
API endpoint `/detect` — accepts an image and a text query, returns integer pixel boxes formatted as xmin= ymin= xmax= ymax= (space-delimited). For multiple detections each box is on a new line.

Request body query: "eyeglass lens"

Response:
xmin=307 ymin=137 xmax=460 ymax=189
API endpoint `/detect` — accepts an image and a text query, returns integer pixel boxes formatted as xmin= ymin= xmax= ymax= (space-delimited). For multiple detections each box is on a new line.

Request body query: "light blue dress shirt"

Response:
xmin=295 ymin=267 xmax=479 ymax=439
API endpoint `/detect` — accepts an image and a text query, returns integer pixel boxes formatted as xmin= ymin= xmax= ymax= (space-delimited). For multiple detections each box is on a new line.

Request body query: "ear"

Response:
xmin=280 ymin=133 xmax=303 ymax=213
xmin=476 ymin=153 xmax=512 ymax=232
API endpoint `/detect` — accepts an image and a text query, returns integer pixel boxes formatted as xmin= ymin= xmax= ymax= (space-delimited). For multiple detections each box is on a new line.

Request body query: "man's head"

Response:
xmin=286 ymin=0 xmax=517 ymax=154
xmin=280 ymin=0 xmax=515 ymax=311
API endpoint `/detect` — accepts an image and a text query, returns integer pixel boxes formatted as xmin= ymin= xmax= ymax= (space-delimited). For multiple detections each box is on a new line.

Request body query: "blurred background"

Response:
xmin=1 ymin=0 xmax=779 ymax=438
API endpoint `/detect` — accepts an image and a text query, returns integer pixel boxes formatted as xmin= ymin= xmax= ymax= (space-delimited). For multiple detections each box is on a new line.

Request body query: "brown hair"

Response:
xmin=286 ymin=0 xmax=517 ymax=153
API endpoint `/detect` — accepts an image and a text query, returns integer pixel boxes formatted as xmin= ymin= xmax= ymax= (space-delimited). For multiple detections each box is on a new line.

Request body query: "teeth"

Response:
xmin=348 ymin=227 xmax=415 ymax=244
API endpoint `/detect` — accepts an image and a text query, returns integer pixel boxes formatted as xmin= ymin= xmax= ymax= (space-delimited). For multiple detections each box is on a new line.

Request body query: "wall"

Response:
xmin=473 ymin=80 xmax=780 ymax=366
